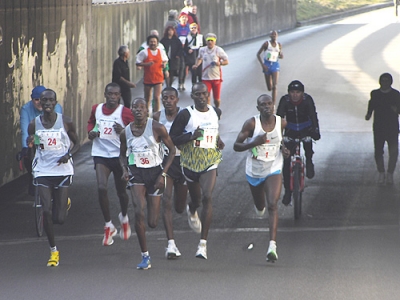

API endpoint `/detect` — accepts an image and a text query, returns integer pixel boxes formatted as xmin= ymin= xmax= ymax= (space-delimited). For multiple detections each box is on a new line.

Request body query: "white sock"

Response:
xmin=269 ymin=240 xmax=276 ymax=247
xmin=105 ymin=221 xmax=114 ymax=228
xmin=50 ymin=246 xmax=57 ymax=252
xmin=119 ymin=213 xmax=129 ymax=223
xmin=168 ymin=239 xmax=176 ymax=247
xmin=142 ymin=251 xmax=149 ymax=257
xmin=199 ymin=239 xmax=207 ymax=246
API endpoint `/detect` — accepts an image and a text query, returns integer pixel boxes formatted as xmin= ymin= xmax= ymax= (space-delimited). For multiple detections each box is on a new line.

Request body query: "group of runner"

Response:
xmin=24 ymin=15 xmax=323 ymax=269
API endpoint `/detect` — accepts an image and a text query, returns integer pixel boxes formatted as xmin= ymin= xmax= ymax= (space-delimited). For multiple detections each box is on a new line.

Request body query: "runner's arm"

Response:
xmin=233 ymin=117 xmax=262 ymax=152
xmin=169 ymin=109 xmax=195 ymax=145
xmin=119 ymin=128 xmax=130 ymax=181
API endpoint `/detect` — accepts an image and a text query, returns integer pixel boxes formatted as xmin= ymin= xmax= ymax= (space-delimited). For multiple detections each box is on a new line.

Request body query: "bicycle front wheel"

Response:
xmin=293 ymin=164 xmax=302 ymax=220
xmin=34 ymin=187 xmax=44 ymax=237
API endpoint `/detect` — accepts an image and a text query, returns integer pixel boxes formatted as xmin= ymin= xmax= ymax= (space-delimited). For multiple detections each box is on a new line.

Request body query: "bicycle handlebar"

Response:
xmin=283 ymin=136 xmax=312 ymax=143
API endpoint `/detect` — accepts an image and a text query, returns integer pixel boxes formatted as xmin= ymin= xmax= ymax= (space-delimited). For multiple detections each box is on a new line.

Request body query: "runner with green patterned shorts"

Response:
xmin=169 ymin=82 xmax=224 ymax=260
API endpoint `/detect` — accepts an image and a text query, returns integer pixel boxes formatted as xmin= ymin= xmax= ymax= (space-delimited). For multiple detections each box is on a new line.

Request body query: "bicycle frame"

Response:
xmin=289 ymin=142 xmax=305 ymax=192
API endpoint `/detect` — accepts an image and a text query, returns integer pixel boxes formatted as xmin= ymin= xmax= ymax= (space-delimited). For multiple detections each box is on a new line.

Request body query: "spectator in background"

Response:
xmin=181 ymin=0 xmax=194 ymax=22
xmin=18 ymin=85 xmax=63 ymax=195
xmin=176 ymin=12 xmax=191 ymax=91
xmin=184 ymin=23 xmax=205 ymax=85
xmin=136 ymin=35 xmax=169 ymax=114
xmin=365 ymin=73 xmax=400 ymax=185
xmin=189 ymin=5 xmax=200 ymax=33
xmin=165 ymin=9 xmax=179 ymax=30
xmin=112 ymin=45 xmax=137 ymax=108
xmin=160 ymin=26 xmax=183 ymax=88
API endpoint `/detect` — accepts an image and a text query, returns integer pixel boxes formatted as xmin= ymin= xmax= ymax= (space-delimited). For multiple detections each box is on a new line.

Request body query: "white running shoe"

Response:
xmin=254 ymin=205 xmax=266 ymax=217
xmin=186 ymin=205 xmax=202 ymax=233
xmin=118 ymin=213 xmax=131 ymax=240
xmin=102 ymin=226 xmax=117 ymax=246
xmin=165 ymin=244 xmax=182 ymax=259
xmin=266 ymin=241 xmax=278 ymax=263
xmin=196 ymin=242 xmax=207 ymax=260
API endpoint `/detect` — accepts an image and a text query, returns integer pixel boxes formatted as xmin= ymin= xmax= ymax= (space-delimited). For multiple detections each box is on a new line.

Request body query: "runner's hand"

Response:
xmin=253 ymin=133 xmax=267 ymax=146
xmin=88 ymin=130 xmax=99 ymax=140
xmin=113 ymin=122 xmax=123 ymax=134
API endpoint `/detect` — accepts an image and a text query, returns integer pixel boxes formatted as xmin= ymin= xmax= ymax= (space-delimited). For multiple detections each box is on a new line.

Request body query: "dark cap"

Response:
xmin=31 ymin=85 xmax=46 ymax=99
xmin=288 ymin=80 xmax=304 ymax=92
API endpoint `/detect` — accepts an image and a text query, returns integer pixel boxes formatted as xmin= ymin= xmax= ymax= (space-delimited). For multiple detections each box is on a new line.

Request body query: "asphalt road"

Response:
xmin=1 ymin=7 xmax=400 ymax=300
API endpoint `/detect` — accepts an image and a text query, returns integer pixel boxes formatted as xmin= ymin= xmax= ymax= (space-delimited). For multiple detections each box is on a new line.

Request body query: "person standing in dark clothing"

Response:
xmin=365 ymin=73 xmax=400 ymax=185
xmin=160 ymin=26 xmax=183 ymax=88
xmin=112 ymin=45 xmax=136 ymax=108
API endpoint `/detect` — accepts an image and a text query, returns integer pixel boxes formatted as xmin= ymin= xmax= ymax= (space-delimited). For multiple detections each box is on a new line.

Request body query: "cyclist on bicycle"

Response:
xmin=276 ymin=80 xmax=320 ymax=205
xmin=234 ymin=94 xmax=290 ymax=263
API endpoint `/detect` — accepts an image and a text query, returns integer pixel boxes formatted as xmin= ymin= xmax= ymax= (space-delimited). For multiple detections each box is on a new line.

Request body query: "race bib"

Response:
xmin=133 ymin=149 xmax=157 ymax=168
xmin=267 ymin=51 xmax=279 ymax=62
xmin=38 ymin=130 xmax=62 ymax=151
xmin=254 ymin=144 xmax=278 ymax=162
xmin=194 ymin=128 xmax=218 ymax=149
xmin=98 ymin=119 xmax=117 ymax=140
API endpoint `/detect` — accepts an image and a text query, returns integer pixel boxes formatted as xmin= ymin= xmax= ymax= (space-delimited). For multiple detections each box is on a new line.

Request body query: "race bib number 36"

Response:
xmin=133 ymin=150 xmax=156 ymax=168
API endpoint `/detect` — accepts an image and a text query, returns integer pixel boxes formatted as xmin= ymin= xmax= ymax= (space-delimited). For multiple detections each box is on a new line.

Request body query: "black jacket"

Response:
xmin=276 ymin=93 xmax=320 ymax=140
xmin=160 ymin=36 xmax=183 ymax=71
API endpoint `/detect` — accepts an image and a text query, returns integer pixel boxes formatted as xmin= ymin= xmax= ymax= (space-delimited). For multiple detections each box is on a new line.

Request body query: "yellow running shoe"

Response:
xmin=47 ymin=250 xmax=59 ymax=267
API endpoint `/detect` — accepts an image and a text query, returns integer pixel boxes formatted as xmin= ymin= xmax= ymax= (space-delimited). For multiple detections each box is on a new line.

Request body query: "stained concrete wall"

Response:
xmin=0 ymin=0 xmax=296 ymax=187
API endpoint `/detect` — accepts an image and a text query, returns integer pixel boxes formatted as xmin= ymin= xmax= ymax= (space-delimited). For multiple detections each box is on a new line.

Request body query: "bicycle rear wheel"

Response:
xmin=34 ymin=186 xmax=44 ymax=237
xmin=293 ymin=164 xmax=302 ymax=220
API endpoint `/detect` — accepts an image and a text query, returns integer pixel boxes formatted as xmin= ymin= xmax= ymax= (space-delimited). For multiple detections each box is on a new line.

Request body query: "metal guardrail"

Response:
xmin=92 ymin=0 xmax=152 ymax=3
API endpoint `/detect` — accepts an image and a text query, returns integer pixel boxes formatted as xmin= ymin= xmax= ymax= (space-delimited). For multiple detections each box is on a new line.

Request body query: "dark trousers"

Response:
xmin=283 ymin=140 xmax=313 ymax=191
xmin=374 ymin=131 xmax=398 ymax=174
xmin=178 ymin=58 xmax=186 ymax=85
xmin=188 ymin=64 xmax=202 ymax=84
xmin=121 ymin=90 xmax=132 ymax=108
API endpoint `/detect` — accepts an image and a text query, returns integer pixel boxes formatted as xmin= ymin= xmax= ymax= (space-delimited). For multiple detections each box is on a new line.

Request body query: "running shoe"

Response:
xmin=137 ymin=255 xmax=151 ymax=270
xmin=266 ymin=242 xmax=278 ymax=263
xmin=306 ymin=161 xmax=315 ymax=179
xmin=195 ymin=242 xmax=207 ymax=260
xmin=186 ymin=205 xmax=202 ymax=233
xmin=378 ymin=172 xmax=385 ymax=185
xmin=102 ymin=226 xmax=117 ymax=246
xmin=165 ymin=244 xmax=182 ymax=259
xmin=47 ymin=250 xmax=59 ymax=267
xmin=118 ymin=213 xmax=131 ymax=240
xmin=282 ymin=191 xmax=292 ymax=206
xmin=254 ymin=205 xmax=266 ymax=217
xmin=386 ymin=173 xmax=394 ymax=185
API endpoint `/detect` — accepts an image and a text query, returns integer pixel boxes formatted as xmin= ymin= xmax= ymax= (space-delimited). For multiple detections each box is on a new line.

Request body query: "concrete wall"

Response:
xmin=0 ymin=0 xmax=296 ymax=187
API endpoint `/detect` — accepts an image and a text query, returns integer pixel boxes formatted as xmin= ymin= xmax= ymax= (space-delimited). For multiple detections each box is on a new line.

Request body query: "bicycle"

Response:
xmin=283 ymin=136 xmax=311 ymax=220
xmin=33 ymin=181 xmax=44 ymax=237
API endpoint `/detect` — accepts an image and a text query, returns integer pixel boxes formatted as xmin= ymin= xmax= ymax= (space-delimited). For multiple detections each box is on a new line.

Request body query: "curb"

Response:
xmin=297 ymin=2 xmax=393 ymax=27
